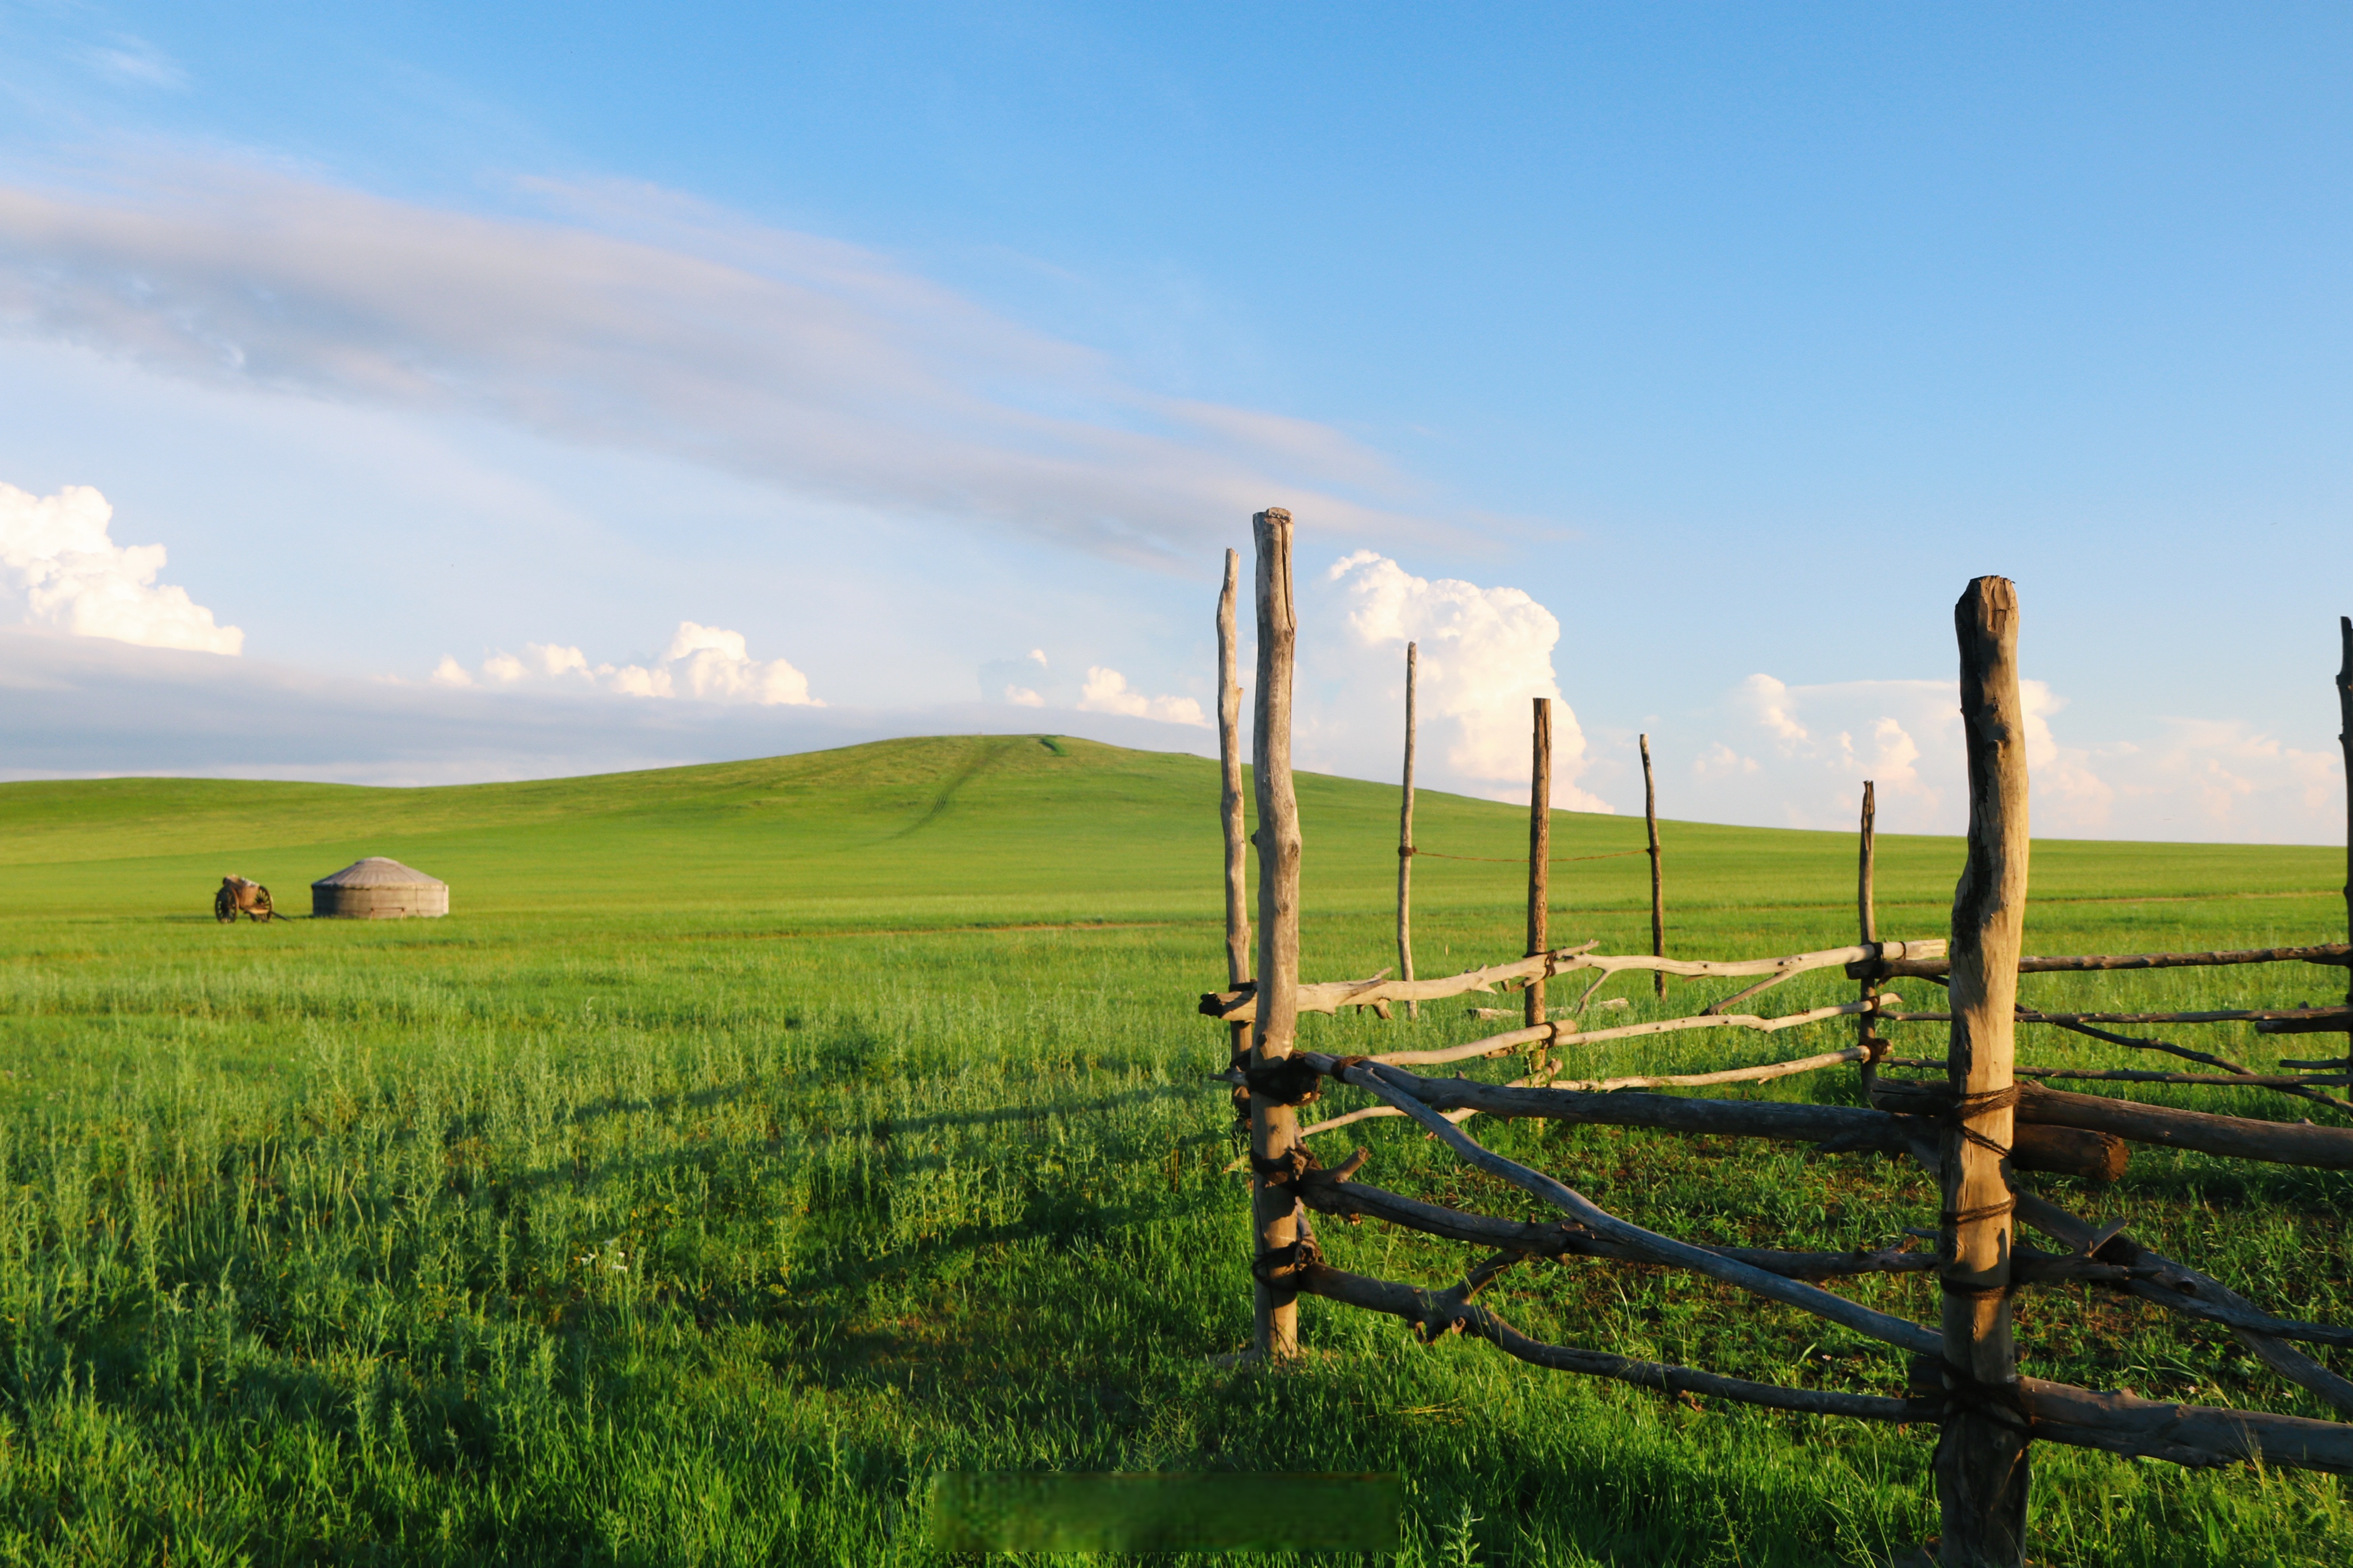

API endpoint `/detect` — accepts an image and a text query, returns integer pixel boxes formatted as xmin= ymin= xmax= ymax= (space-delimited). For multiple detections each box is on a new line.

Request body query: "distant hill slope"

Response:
xmin=0 ymin=736 xmax=2339 ymax=932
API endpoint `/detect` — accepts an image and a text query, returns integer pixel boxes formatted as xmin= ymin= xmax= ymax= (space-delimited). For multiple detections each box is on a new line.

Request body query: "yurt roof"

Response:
xmin=313 ymin=857 xmax=446 ymax=890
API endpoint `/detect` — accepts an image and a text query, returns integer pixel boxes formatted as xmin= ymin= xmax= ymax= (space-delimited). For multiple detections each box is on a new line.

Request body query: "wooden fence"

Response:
xmin=1208 ymin=510 xmax=2353 ymax=1566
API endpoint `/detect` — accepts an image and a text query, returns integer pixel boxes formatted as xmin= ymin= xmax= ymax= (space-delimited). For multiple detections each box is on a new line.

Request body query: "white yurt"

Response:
xmin=310 ymin=858 xmax=450 ymax=919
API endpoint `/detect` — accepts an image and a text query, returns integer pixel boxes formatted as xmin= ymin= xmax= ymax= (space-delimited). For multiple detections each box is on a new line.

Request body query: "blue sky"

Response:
xmin=1 ymin=3 xmax=2348 ymax=840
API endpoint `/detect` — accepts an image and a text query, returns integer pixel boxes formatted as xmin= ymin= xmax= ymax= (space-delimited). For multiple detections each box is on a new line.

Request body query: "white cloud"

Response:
xmin=1004 ymin=685 xmax=1044 ymax=706
xmin=0 ymin=163 xmax=1433 ymax=568
xmin=1077 ymin=666 xmax=1207 ymax=727
xmin=1657 ymin=673 xmax=2343 ymax=842
xmin=1301 ymin=550 xmax=1607 ymax=810
xmin=0 ymin=626 xmax=1219 ymax=786
xmin=0 ymin=481 xmax=241 ymax=654
xmin=439 ymin=620 xmax=820 ymax=706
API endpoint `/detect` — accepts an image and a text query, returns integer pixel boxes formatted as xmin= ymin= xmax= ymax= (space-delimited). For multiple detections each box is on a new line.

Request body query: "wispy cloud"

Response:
xmin=0 ymin=481 xmax=241 ymax=654
xmin=80 ymin=38 xmax=188 ymax=91
xmin=0 ymin=163 xmax=1433 ymax=569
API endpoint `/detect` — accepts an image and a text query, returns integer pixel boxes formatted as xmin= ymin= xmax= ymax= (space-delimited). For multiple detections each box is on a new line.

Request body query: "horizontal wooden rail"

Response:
xmin=2016 ymin=1377 xmax=2353 ymax=1473
xmin=1883 ymin=1006 xmax=2351 ymax=1029
xmin=1297 ymin=1156 xmax=2131 ymax=1289
xmin=1856 ymin=941 xmax=2351 ymax=980
xmin=1292 ymin=1050 xmax=2127 ymax=1180
xmin=1883 ymin=1056 xmax=2353 ymax=1088
xmin=2011 ymin=1183 xmax=2353 ymax=1416
xmin=1872 ymin=1077 xmax=2353 ymax=1169
xmin=1369 ymin=997 xmax=1894 ymax=1069
xmin=1297 ymin=1256 xmax=2353 ymax=1470
xmin=1202 ymin=940 xmax=1945 ymax=1023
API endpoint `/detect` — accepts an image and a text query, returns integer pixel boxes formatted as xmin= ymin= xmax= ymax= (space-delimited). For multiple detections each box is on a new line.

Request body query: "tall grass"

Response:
xmin=0 ymin=741 xmax=2346 ymax=1563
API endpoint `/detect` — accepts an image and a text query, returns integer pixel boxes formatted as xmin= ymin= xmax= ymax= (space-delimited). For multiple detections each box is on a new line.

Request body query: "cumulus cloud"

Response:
xmin=0 ymin=164 xmax=1432 ymax=568
xmin=434 ymin=620 xmax=820 ymax=706
xmin=1077 ymin=666 xmax=1207 ymax=727
xmin=1299 ymin=550 xmax=1607 ymax=810
xmin=0 ymin=481 xmax=241 ymax=654
xmin=1658 ymin=673 xmax=2342 ymax=842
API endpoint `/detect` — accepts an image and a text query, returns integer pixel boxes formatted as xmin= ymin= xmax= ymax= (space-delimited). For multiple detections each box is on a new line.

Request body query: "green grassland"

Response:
xmin=0 ymin=735 xmax=2347 ymax=1565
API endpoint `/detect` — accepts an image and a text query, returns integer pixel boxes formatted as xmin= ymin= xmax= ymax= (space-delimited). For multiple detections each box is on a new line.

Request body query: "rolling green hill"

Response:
xmin=5 ymin=733 xmax=2340 ymax=937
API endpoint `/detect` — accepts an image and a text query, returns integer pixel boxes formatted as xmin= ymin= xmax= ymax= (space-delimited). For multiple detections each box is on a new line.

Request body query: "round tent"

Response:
xmin=311 ymin=858 xmax=450 ymax=920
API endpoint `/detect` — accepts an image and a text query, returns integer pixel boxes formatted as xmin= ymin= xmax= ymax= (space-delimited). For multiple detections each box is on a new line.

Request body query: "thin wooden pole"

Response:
xmin=1218 ymin=549 xmax=1251 ymax=992
xmin=1249 ymin=508 xmax=1305 ymax=1361
xmin=1217 ymin=546 xmax=1255 ymax=1250
xmin=2337 ymin=616 xmax=2351 ymax=1071
xmin=1857 ymin=780 xmax=1880 ymax=1100
xmin=1937 ymin=577 xmax=2031 ymax=1567
xmin=1641 ymin=734 xmax=1665 ymax=999
xmin=1526 ymin=698 xmax=1552 ymax=1028
xmin=1398 ymin=642 xmax=1419 ymax=1021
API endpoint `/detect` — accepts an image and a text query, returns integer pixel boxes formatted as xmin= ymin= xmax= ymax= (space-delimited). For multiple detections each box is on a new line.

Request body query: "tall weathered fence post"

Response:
xmin=1937 ymin=578 xmax=2031 ymax=1567
xmin=1857 ymin=781 xmax=1881 ymax=1099
xmin=1398 ymin=642 xmax=1419 ymax=1020
xmin=2337 ymin=616 xmax=2351 ymax=1069
xmin=1641 ymin=733 xmax=1665 ymax=998
xmin=1525 ymin=698 xmax=1553 ymax=1028
xmin=1249 ymin=509 xmax=1305 ymax=1360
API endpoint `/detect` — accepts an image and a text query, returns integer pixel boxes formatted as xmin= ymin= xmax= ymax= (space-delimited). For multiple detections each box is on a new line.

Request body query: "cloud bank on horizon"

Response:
xmin=0 ymin=478 xmax=2339 ymax=842
xmin=432 ymin=620 xmax=821 ymax=706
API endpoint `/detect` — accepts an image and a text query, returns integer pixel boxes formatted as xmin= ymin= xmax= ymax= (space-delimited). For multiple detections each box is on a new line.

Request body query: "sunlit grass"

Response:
xmin=0 ymin=738 xmax=2344 ymax=1563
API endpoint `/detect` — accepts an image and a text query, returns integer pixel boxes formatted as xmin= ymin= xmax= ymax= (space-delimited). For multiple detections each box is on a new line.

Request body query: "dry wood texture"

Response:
xmin=1642 ymin=733 xmax=1665 ymax=998
xmin=2015 ymin=1377 xmax=2353 ymax=1474
xmin=1248 ymin=508 xmax=1305 ymax=1360
xmin=1526 ymin=698 xmax=1552 ymax=1028
xmin=1368 ymin=996 xmax=1892 ymax=1069
xmin=1293 ymin=1051 xmax=2122 ymax=1180
xmin=1885 ymin=1006 xmax=2350 ymax=1028
xmin=1938 ymin=576 xmax=2030 ymax=1565
xmin=1861 ymin=943 xmax=2351 ymax=980
xmin=1398 ymin=641 xmax=1418 ymax=1019
xmin=1872 ymin=1077 xmax=2353 ymax=1168
xmin=1201 ymin=939 xmax=1950 ymax=1022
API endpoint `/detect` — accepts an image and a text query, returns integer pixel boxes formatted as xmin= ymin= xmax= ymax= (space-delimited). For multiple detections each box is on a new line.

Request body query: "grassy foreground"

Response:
xmin=0 ymin=735 xmax=2347 ymax=1566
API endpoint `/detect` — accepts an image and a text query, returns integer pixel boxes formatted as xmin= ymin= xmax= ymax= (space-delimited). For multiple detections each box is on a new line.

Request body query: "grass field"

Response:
xmin=0 ymin=734 xmax=2347 ymax=1565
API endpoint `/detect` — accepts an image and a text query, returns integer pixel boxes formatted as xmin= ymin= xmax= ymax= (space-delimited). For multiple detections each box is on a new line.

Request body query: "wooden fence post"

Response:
xmin=1937 ymin=578 xmax=2031 ymax=1566
xmin=1857 ymin=781 xmax=1881 ymax=1099
xmin=1641 ymin=734 xmax=1665 ymax=998
xmin=2337 ymin=617 xmax=2351 ymax=1069
xmin=1525 ymin=698 xmax=1553 ymax=1028
xmin=1249 ymin=509 xmax=1305 ymax=1360
xmin=1399 ymin=642 xmax=1419 ymax=1020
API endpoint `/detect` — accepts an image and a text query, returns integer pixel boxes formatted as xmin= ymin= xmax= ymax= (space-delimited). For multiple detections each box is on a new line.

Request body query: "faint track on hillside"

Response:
xmin=889 ymin=736 xmax=1018 ymax=840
